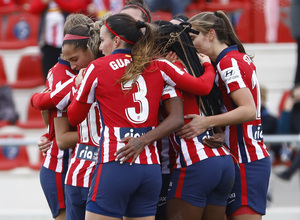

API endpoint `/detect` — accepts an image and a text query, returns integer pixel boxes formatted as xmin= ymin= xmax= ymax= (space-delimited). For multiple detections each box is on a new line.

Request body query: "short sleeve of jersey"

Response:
xmin=217 ymin=57 xmax=246 ymax=94
xmin=161 ymin=84 xmax=182 ymax=101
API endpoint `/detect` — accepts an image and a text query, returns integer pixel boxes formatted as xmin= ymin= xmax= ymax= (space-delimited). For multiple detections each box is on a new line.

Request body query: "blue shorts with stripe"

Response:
xmin=65 ymin=185 xmax=89 ymax=220
xmin=156 ymin=173 xmax=171 ymax=216
xmin=40 ymin=166 xmax=66 ymax=218
xmin=226 ymin=156 xmax=271 ymax=216
xmin=168 ymin=155 xmax=235 ymax=207
xmin=86 ymin=161 xmax=162 ymax=218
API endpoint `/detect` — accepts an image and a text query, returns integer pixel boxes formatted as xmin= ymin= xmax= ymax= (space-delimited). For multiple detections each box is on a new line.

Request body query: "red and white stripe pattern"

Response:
xmin=42 ymin=61 xmax=76 ymax=173
xmin=216 ymin=46 xmax=269 ymax=164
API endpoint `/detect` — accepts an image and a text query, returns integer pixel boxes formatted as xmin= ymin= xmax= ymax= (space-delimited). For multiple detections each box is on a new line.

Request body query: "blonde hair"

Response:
xmin=88 ymin=11 xmax=113 ymax=59
xmin=64 ymin=13 xmax=93 ymax=36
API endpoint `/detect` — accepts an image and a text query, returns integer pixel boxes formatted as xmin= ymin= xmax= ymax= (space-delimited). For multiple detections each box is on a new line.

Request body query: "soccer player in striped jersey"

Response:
xmin=179 ymin=11 xmax=271 ymax=220
xmin=67 ymin=13 xmax=219 ymax=220
xmin=139 ymin=19 xmax=235 ymax=220
xmin=30 ymin=14 xmax=94 ymax=220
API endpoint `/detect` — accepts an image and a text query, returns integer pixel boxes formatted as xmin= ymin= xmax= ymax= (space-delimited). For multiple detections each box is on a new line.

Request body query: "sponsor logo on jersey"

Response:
xmin=223 ymin=68 xmax=240 ymax=84
xmin=76 ymin=144 xmax=99 ymax=162
xmin=225 ymin=69 xmax=234 ymax=77
xmin=120 ymin=127 xmax=152 ymax=138
xmin=252 ymin=125 xmax=263 ymax=141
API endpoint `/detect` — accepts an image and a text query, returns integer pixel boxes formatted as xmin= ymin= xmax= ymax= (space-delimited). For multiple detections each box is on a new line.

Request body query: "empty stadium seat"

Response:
xmin=9 ymin=54 xmax=45 ymax=89
xmin=0 ymin=134 xmax=30 ymax=170
xmin=0 ymin=11 xmax=40 ymax=49
xmin=16 ymin=101 xmax=46 ymax=129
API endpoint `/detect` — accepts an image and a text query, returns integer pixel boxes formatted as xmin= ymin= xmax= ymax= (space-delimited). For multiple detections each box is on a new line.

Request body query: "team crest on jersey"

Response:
xmin=252 ymin=125 xmax=263 ymax=141
xmin=76 ymin=144 xmax=99 ymax=162
xmin=120 ymin=127 xmax=152 ymax=138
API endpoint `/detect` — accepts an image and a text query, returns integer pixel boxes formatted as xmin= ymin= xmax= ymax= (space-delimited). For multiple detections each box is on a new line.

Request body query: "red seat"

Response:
xmin=28 ymin=151 xmax=44 ymax=170
xmin=0 ymin=56 xmax=7 ymax=86
xmin=0 ymin=11 xmax=40 ymax=49
xmin=16 ymin=101 xmax=46 ymax=129
xmin=9 ymin=54 xmax=45 ymax=89
xmin=0 ymin=134 xmax=30 ymax=170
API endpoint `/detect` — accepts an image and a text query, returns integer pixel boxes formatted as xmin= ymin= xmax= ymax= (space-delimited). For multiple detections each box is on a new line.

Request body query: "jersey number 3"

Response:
xmin=122 ymin=75 xmax=149 ymax=124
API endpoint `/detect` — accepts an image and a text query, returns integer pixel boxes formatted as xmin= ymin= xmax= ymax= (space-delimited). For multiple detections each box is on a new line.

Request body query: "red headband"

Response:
xmin=125 ymin=4 xmax=150 ymax=22
xmin=104 ymin=20 xmax=135 ymax=45
xmin=63 ymin=34 xmax=90 ymax=41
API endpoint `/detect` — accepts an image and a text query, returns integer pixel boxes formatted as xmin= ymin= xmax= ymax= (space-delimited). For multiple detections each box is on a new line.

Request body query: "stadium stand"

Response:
xmin=9 ymin=54 xmax=45 ymax=89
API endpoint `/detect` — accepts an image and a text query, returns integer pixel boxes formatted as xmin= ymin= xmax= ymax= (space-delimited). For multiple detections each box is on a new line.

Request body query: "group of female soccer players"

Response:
xmin=30 ymin=1 xmax=271 ymax=220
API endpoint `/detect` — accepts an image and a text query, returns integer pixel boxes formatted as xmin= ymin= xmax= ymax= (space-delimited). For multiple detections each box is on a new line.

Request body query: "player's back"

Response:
xmin=79 ymin=53 xmax=168 ymax=164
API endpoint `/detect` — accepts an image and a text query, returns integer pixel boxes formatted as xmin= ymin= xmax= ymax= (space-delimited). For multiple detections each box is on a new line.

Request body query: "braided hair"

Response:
xmin=154 ymin=20 xmax=223 ymax=116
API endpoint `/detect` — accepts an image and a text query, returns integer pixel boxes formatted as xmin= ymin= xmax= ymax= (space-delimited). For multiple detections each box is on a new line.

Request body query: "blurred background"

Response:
xmin=0 ymin=0 xmax=300 ymax=219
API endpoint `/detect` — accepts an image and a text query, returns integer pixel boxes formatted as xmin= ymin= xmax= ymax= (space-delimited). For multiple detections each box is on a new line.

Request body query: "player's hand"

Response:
xmin=176 ymin=114 xmax=209 ymax=139
xmin=38 ymin=136 xmax=51 ymax=155
xmin=75 ymin=68 xmax=85 ymax=87
xmin=165 ymin=51 xmax=177 ymax=63
xmin=197 ymin=53 xmax=211 ymax=65
xmin=203 ymin=131 xmax=225 ymax=148
xmin=115 ymin=136 xmax=146 ymax=165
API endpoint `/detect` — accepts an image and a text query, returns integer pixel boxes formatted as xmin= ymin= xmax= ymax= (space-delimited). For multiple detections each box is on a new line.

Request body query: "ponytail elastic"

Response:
xmin=136 ymin=20 xmax=146 ymax=29
xmin=214 ymin=11 xmax=219 ymax=17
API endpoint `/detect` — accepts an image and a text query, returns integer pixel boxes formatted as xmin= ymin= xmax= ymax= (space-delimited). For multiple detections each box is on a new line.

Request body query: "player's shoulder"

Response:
xmin=219 ymin=51 xmax=245 ymax=69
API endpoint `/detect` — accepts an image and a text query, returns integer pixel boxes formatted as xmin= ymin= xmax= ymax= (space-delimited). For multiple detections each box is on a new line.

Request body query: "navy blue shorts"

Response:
xmin=40 ymin=166 xmax=66 ymax=218
xmin=86 ymin=161 xmax=162 ymax=218
xmin=168 ymin=155 xmax=235 ymax=207
xmin=226 ymin=156 xmax=271 ymax=216
xmin=65 ymin=185 xmax=89 ymax=220
xmin=156 ymin=173 xmax=171 ymax=216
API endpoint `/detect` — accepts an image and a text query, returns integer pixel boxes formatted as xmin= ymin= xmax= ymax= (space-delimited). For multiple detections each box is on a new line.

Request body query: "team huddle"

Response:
xmin=30 ymin=1 xmax=271 ymax=220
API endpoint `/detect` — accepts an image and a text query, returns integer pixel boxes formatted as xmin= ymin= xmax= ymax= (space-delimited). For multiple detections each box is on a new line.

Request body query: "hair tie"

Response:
xmin=63 ymin=34 xmax=90 ymax=41
xmin=136 ymin=20 xmax=146 ymax=29
xmin=124 ymin=4 xmax=150 ymax=22
xmin=174 ymin=18 xmax=185 ymax=23
xmin=214 ymin=11 xmax=219 ymax=17
xmin=104 ymin=20 xmax=135 ymax=45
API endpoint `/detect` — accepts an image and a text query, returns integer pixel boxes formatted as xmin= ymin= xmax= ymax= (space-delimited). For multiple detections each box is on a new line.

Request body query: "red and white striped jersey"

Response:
xmin=215 ymin=45 xmax=269 ymax=164
xmin=70 ymin=49 xmax=215 ymax=165
xmin=50 ymin=75 xmax=101 ymax=187
xmin=168 ymin=61 xmax=230 ymax=169
xmin=41 ymin=58 xmax=76 ymax=173
xmin=65 ymin=102 xmax=101 ymax=187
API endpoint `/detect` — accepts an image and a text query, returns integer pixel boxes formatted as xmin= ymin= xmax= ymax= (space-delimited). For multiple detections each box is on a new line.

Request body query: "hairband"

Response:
xmin=124 ymin=4 xmax=150 ymax=22
xmin=104 ymin=20 xmax=135 ymax=45
xmin=63 ymin=34 xmax=90 ymax=41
